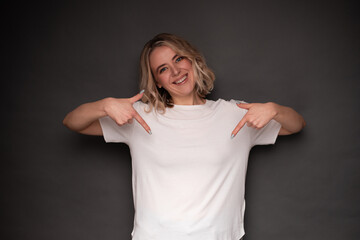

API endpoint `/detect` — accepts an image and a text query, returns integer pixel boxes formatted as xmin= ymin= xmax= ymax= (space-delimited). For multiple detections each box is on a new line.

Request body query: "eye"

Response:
xmin=159 ymin=67 xmax=167 ymax=73
xmin=175 ymin=56 xmax=183 ymax=63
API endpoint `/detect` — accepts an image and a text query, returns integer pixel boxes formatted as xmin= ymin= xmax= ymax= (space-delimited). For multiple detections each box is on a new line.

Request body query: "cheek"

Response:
xmin=155 ymin=74 xmax=168 ymax=87
xmin=157 ymin=77 xmax=164 ymax=85
xmin=183 ymin=59 xmax=193 ymax=68
xmin=185 ymin=61 xmax=195 ymax=78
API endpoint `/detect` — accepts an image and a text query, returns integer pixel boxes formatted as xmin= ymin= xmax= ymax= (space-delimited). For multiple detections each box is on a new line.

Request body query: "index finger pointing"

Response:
xmin=133 ymin=111 xmax=152 ymax=135
xmin=129 ymin=90 xmax=145 ymax=103
xmin=231 ymin=115 xmax=247 ymax=139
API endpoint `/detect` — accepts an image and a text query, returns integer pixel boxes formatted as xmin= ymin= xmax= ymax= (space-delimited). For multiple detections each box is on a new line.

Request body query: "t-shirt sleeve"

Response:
xmin=230 ymin=99 xmax=281 ymax=146
xmin=98 ymin=116 xmax=133 ymax=143
xmin=250 ymin=119 xmax=281 ymax=146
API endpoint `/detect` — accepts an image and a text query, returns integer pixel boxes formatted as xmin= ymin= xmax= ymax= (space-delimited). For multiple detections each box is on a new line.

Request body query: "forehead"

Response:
xmin=149 ymin=46 xmax=177 ymax=69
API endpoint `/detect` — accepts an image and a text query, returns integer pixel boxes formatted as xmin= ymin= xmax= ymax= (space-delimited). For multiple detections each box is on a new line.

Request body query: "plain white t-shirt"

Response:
xmin=99 ymin=99 xmax=281 ymax=240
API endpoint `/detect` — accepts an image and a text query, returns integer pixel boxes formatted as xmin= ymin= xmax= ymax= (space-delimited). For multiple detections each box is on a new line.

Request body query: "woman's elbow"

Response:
xmin=62 ymin=113 xmax=76 ymax=131
xmin=293 ymin=117 xmax=306 ymax=134
xmin=301 ymin=118 xmax=306 ymax=129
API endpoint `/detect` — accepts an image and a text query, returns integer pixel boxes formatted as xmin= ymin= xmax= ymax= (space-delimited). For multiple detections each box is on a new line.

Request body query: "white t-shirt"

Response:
xmin=99 ymin=99 xmax=281 ymax=240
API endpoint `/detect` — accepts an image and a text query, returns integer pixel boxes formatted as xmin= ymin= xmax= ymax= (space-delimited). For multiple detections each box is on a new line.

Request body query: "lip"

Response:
xmin=173 ymin=74 xmax=188 ymax=85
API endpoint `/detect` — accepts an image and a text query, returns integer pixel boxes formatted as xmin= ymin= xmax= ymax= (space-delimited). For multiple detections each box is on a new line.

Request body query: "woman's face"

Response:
xmin=149 ymin=46 xmax=197 ymax=105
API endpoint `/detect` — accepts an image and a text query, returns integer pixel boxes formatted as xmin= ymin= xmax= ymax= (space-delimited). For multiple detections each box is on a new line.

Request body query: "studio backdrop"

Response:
xmin=3 ymin=0 xmax=359 ymax=240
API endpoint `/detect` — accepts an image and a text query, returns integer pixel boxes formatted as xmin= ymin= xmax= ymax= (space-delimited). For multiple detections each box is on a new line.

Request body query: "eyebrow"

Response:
xmin=155 ymin=54 xmax=178 ymax=73
xmin=172 ymin=54 xmax=178 ymax=61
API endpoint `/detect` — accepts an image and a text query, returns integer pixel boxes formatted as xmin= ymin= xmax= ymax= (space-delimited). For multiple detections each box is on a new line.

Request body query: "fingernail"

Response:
xmin=148 ymin=130 xmax=152 ymax=135
xmin=139 ymin=89 xmax=145 ymax=94
xmin=231 ymin=134 xmax=235 ymax=139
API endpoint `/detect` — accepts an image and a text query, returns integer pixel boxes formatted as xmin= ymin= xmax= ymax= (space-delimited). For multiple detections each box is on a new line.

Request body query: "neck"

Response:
xmin=172 ymin=93 xmax=205 ymax=106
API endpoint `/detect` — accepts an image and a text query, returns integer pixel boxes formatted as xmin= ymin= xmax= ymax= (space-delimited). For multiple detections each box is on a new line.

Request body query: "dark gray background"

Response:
xmin=3 ymin=0 xmax=360 ymax=239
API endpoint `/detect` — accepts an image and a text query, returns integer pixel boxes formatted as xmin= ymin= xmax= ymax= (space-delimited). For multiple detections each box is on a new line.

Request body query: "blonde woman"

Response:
xmin=63 ymin=33 xmax=305 ymax=240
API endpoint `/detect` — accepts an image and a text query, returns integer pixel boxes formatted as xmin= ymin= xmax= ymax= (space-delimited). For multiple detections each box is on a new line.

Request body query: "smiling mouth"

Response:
xmin=173 ymin=74 xmax=188 ymax=85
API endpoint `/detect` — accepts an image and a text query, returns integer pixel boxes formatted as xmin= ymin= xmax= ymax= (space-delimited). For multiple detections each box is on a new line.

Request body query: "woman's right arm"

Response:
xmin=62 ymin=92 xmax=151 ymax=136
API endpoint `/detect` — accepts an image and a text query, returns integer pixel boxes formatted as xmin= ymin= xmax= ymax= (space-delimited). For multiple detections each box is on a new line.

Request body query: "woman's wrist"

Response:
xmin=265 ymin=102 xmax=280 ymax=119
xmin=100 ymin=97 xmax=116 ymax=118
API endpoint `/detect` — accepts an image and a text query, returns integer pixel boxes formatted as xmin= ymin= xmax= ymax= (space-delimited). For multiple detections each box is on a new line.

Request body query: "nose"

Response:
xmin=171 ymin=65 xmax=180 ymax=76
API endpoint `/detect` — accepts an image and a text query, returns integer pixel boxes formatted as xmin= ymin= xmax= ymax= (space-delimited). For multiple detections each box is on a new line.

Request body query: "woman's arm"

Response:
xmin=231 ymin=102 xmax=305 ymax=138
xmin=270 ymin=102 xmax=306 ymax=135
xmin=63 ymin=92 xmax=151 ymax=135
xmin=63 ymin=98 xmax=108 ymax=135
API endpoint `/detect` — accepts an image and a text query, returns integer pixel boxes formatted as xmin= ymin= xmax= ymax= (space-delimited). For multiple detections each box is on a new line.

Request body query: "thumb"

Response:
xmin=129 ymin=90 xmax=145 ymax=103
xmin=237 ymin=103 xmax=252 ymax=109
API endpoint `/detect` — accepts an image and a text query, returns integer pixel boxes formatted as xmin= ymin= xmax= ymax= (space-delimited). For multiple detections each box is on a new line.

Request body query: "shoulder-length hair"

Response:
xmin=139 ymin=33 xmax=215 ymax=112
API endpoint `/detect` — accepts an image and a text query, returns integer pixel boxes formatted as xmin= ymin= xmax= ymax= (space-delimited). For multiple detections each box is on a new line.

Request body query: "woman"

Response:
xmin=63 ymin=33 xmax=305 ymax=240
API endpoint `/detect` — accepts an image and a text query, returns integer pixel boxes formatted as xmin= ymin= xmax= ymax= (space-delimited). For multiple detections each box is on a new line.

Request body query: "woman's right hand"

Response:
xmin=63 ymin=91 xmax=151 ymax=136
xmin=104 ymin=91 xmax=152 ymax=134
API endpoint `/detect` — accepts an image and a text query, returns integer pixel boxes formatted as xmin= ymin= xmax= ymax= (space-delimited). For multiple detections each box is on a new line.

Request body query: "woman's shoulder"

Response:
xmin=210 ymin=98 xmax=247 ymax=107
xmin=210 ymin=98 xmax=248 ymax=116
xmin=133 ymin=101 xmax=151 ymax=112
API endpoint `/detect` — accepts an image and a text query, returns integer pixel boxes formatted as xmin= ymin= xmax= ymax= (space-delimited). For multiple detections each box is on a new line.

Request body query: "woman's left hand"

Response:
xmin=231 ymin=102 xmax=277 ymax=138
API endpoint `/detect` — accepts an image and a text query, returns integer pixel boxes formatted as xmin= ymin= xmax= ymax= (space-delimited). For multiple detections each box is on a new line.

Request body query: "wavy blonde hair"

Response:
xmin=139 ymin=33 xmax=215 ymax=112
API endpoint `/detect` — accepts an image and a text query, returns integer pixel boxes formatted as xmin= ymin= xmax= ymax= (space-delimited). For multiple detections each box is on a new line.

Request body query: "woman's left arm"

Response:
xmin=269 ymin=102 xmax=306 ymax=135
xmin=231 ymin=102 xmax=306 ymax=138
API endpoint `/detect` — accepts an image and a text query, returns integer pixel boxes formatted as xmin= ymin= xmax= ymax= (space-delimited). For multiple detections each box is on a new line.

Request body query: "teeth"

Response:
xmin=175 ymin=76 xmax=187 ymax=84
